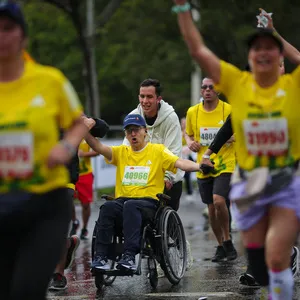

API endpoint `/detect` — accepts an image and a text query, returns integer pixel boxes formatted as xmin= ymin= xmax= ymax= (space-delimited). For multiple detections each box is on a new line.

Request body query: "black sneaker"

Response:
xmin=291 ymin=246 xmax=299 ymax=277
xmin=211 ymin=245 xmax=226 ymax=262
xmin=48 ymin=273 xmax=67 ymax=290
xmin=223 ymin=240 xmax=237 ymax=261
xmin=239 ymin=272 xmax=260 ymax=286
xmin=70 ymin=219 xmax=79 ymax=236
xmin=117 ymin=251 xmax=136 ymax=270
xmin=65 ymin=235 xmax=80 ymax=269
xmin=80 ymin=228 xmax=88 ymax=240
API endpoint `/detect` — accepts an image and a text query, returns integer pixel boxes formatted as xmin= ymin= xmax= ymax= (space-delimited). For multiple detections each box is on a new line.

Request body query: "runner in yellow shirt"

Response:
xmin=185 ymin=77 xmax=237 ymax=262
xmin=71 ymin=140 xmax=99 ymax=239
xmin=173 ymin=1 xmax=300 ymax=298
xmin=84 ymin=114 xmax=202 ymax=270
xmin=0 ymin=3 xmax=88 ymax=299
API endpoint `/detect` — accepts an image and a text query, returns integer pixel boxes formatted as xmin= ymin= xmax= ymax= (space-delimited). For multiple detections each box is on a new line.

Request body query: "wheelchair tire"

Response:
xmin=91 ymin=222 xmax=117 ymax=287
xmin=147 ymin=257 xmax=158 ymax=289
xmin=158 ymin=207 xmax=187 ymax=285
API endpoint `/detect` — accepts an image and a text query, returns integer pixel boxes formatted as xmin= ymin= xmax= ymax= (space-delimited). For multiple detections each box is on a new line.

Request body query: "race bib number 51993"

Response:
xmin=243 ymin=118 xmax=288 ymax=156
xmin=0 ymin=131 xmax=34 ymax=179
xmin=122 ymin=166 xmax=150 ymax=186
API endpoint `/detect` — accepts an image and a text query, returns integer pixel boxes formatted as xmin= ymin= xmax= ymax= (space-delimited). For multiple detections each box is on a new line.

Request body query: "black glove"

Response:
xmin=89 ymin=118 xmax=109 ymax=138
xmin=200 ymin=162 xmax=216 ymax=175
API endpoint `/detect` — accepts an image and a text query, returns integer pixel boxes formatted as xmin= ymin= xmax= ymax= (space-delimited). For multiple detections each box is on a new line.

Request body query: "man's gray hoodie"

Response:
xmin=123 ymin=100 xmax=184 ymax=183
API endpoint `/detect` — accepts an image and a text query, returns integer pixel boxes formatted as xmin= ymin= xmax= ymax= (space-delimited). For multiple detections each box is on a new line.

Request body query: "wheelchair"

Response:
xmin=91 ymin=193 xmax=187 ymax=290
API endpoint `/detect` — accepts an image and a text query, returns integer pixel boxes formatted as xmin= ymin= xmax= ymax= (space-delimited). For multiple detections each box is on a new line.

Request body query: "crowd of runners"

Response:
xmin=1 ymin=1 xmax=300 ymax=299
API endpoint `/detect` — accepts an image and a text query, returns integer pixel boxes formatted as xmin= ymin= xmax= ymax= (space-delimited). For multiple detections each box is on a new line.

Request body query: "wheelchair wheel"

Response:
xmin=91 ymin=223 xmax=117 ymax=287
xmin=159 ymin=207 xmax=187 ymax=285
xmin=147 ymin=257 xmax=158 ymax=289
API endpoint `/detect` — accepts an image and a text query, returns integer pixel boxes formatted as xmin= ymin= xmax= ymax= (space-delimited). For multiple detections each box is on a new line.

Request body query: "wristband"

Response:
xmin=172 ymin=2 xmax=191 ymax=14
xmin=60 ymin=140 xmax=77 ymax=156
xmin=202 ymin=154 xmax=210 ymax=159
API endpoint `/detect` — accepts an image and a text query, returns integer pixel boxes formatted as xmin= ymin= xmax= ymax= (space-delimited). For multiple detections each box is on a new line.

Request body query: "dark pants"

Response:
xmin=164 ymin=180 xmax=183 ymax=212
xmin=0 ymin=188 xmax=72 ymax=300
xmin=96 ymin=198 xmax=158 ymax=256
xmin=184 ymin=172 xmax=193 ymax=195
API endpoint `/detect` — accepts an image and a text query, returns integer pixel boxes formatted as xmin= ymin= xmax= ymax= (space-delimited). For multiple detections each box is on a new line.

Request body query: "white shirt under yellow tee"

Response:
xmin=0 ymin=61 xmax=83 ymax=193
xmin=186 ymin=100 xmax=236 ymax=178
xmin=78 ymin=140 xmax=93 ymax=175
xmin=215 ymin=60 xmax=300 ymax=171
xmin=105 ymin=143 xmax=178 ymax=200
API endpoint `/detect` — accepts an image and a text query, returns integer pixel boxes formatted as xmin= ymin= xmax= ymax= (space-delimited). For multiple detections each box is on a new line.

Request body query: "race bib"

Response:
xmin=243 ymin=118 xmax=288 ymax=156
xmin=122 ymin=166 xmax=150 ymax=186
xmin=200 ymin=127 xmax=219 ymax=146
xmin=0 ymin=131 xmax=34 ymax=179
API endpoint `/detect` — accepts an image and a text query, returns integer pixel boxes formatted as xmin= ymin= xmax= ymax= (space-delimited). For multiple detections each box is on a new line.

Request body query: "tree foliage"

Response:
xmin=22 ymin=0 xmax=300 ymax=124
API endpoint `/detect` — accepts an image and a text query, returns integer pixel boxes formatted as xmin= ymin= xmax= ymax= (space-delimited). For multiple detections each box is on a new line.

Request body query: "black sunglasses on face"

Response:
xmin=201 ymin=85 xmax=214 ymax=90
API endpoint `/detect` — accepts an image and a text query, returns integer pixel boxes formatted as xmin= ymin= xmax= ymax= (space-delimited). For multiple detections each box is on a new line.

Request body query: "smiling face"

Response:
xmin=0 ymin=16 xmax=25 ymax=61
xmin=139 ymin=86 xmax=162 ymax=118
xmin=248 ymin=36 xmax=282 ymax=75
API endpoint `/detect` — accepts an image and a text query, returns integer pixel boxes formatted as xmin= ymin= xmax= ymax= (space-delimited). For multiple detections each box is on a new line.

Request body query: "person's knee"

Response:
xmin=213 ymin=195 xmax=226 ymax=211
xmin=81 ymin=203 xmax=90 ymax=210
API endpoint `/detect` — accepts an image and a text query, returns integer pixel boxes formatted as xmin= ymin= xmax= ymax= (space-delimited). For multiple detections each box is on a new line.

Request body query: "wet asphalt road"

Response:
xmin=48 ymin=192 xmax=300 ymax=300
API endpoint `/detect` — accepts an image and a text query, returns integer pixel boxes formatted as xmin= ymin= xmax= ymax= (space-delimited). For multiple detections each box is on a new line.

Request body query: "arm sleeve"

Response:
xmin=57 ymin=74 xmax=83 ymax=129
xmin=104 ymin=145 xmax=119 ymax=166
xmin=214 ymin=61 xmax=243 ymax=103
xmin=161 ymin=147 xmax=179 ymax=174
xmin=208 ymin=114 xmax=233 ymax=154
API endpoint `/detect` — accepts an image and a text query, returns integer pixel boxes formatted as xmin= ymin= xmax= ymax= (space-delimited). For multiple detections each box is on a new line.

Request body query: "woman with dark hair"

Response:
xmin=173 ymin=1 xmax=300 ymax=298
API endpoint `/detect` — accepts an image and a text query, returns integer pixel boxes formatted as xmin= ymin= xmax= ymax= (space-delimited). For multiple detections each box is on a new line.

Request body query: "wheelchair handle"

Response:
xmin=101 ymin=194 xmax=115 ymax=201
xmin=156 ymin=193 xmax=171 ymax=203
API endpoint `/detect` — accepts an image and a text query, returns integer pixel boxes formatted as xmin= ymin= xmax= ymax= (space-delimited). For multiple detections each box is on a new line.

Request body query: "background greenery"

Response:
xmin=22 ymin=0 xmax=300 ymax=123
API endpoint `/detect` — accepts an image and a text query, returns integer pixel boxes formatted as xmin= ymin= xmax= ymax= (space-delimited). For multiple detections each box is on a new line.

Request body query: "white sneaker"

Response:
xmin=202 ymin=206 xmax=209 ymax=218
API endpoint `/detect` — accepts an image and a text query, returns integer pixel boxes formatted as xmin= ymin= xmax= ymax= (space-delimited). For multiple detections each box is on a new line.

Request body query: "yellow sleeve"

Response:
xmin=215 ymin=60 xmax=243 ymax=104
xmin=161 ymin=146 xmax=178 ymax=174
xmin=104 ymin=145 xmax=120 ymax=166
xmin=56 ymin=72 xmax=83 ymax=129
xmin=291 ymin=65 xmax=300 ymax=81
xmin=185 ymin=107 xmax=194 ymax=136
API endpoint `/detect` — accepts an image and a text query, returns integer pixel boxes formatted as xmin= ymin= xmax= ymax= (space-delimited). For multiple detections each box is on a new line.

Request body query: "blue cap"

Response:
xmin=123 ymin=114 xmax=146 ymax=129
xmin=0 ymin=1 xmax=27 ymax=35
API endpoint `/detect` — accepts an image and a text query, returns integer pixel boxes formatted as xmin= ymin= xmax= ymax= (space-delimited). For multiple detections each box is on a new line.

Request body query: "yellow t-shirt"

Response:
xmin=0 ymin=61 xmax=83 ymax=193
xmin=105 ymin=143 xmax=178 ymax=200
xmin=215 ymin=60 xmax=300 ymax=170
xmin=186 ymin=100 xmax=236 ymax=178
xmin=78 ymin=140 xmax=93 ymax=175
xmin=66 ymin=183 xmax=75 ymax=190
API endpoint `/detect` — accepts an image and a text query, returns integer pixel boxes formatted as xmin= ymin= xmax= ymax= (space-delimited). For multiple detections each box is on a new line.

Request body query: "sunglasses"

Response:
xmin=124 ymin=126 xmax=143 ymax=135
xmin=201 ymin=85 xmax=214 ymax=90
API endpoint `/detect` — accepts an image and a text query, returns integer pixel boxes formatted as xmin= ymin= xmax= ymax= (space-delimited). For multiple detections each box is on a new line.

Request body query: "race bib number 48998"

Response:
xmin=122 ymin=166 xmax=150 ymax=186
xmin=243 ymin=118 xmax=289 ymax=156
xmin=0 ymin=131 xmax=34 ymax=179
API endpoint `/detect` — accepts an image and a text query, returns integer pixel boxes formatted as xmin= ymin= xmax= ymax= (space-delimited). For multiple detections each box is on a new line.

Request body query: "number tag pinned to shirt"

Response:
xmin=243 ymin=118 xmax=289 ymax=156
xmin=0 ymin=131 xmax=34 ymax=179
xmin=200 ymin=127 xmax=219 ymax=146
xmin=122 ymin=166 xmax=150 ymax=186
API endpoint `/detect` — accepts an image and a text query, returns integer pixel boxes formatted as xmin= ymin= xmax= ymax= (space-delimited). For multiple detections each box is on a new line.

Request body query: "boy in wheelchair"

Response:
xmin=83 ymin=114 xmax=201 ymax=270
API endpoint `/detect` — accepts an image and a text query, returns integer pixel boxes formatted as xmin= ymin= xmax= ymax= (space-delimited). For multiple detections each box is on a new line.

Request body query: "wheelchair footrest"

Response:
xmin=91 ymin=267 xmax=137 ymax=277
